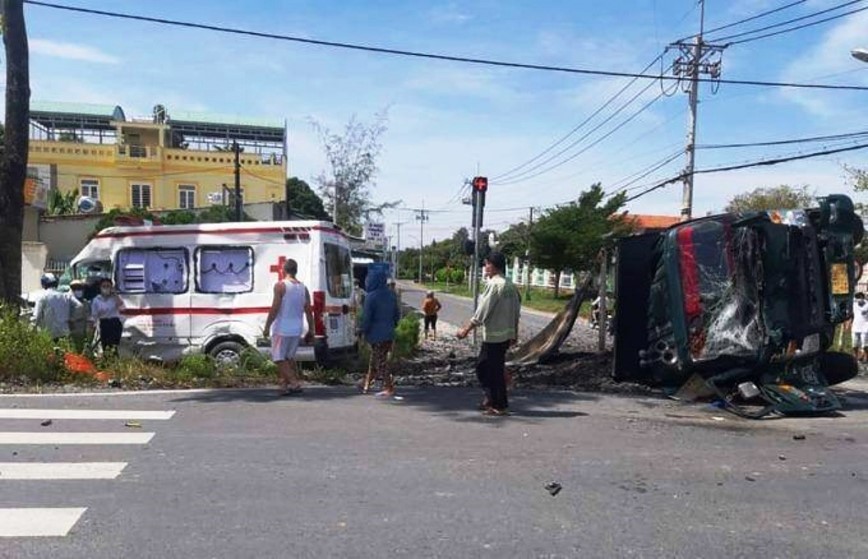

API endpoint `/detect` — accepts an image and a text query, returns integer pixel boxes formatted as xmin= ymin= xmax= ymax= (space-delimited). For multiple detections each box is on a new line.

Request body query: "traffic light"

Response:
xmin=472 ymin=176 xmax=488 ymax=193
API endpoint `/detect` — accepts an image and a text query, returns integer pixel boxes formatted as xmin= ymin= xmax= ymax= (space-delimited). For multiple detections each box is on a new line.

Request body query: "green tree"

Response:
xmin=311 ymin=112 xmax=398 ymax=235
xmin=285 ymin=177 xmax=329 ymax=219
xmin=724 ymin=184 xmax=815 ymax=213
xmin=530 ymin=184 xmax=627 ymax=297
xmin=846 ymin=165 xmax=868 ymax=266
xmin=496 ymin=222 xmax=530 ymax=261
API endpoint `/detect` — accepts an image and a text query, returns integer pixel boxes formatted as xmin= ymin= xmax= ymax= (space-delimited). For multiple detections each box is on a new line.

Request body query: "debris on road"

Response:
xmin=545 ymin=482 xmax=562 ymax=496
xmin=40 ymin=419 xmax=52 ymax=427
xmin=125 ymin=421 xmax=142 ymax=428
xmin=793 ymin=434 xmax=807 ymax=441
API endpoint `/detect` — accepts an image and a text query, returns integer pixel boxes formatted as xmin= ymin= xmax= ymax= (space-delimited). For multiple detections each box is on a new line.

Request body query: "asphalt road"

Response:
xmin=398 ymin=282 xmax=557 ymax=335
xmin=3 ymin=384 xmax=868 ymax=558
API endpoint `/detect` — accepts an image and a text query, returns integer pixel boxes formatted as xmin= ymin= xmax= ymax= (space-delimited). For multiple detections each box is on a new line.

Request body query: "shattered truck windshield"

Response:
xmin=678 ymin=221 xmax=764 ymax=362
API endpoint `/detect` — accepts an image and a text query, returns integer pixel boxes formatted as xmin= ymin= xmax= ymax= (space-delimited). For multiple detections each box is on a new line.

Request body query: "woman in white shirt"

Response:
xmin=91 ymin=278 xmax=124 ymax=354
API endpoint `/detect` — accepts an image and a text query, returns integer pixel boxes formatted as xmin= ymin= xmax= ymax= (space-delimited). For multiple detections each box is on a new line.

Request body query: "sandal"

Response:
xmin=375 ymin=389 xmax=396 ymax=399
xmin=282 ymin=386 xmax=304 ymax=396
xmin=482 ymin=407 xmax=509 ymax=417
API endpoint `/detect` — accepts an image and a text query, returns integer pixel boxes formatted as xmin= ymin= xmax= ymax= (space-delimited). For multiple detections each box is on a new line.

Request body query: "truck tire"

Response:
xmin=209 ymin=340 xmax=246 ymax=368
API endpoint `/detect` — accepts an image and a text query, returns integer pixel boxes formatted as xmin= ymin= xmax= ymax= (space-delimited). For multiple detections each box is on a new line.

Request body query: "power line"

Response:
xmin=494 ymin=83 xmax=667 ymax=186
xmin=712 ymin=0 xmax=867 ymax=44
xmin=624 ymin=141 xmax=868 ymax=203
xmin=491 ymin=53 xmax=664 ymax=182
xmin=728 ymin=5 xmax=868 ymax=45
xmin=608 ymin=150 xmax=685 ymax=193
xmin=697 ymin=129 xmax=868 ymax=149
xmin=700 ymin=0 xmax=808 ymax=37
xmin=22 ymin=0 xmax=868 ymax=92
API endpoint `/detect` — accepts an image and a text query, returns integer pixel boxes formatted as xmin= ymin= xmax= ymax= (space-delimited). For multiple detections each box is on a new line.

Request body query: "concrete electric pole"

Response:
xmin=415 ymin=207 xmax=428 ymax=282
xmin=670 ymin=0 xmax=723 ymax=221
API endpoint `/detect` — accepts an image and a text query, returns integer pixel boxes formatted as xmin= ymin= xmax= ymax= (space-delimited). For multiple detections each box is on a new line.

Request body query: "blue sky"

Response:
xmin=17 ymin=0 xmax=868 ymax=242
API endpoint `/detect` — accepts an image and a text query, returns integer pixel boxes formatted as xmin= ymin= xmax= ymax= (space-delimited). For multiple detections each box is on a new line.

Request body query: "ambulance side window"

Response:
xmin=116 ymin=248 xmax=188 ymax=294
xmin=324 ymin=243 xmax=352 ymax=298
xmin=196 ymin=246 xmax=254 ymax=294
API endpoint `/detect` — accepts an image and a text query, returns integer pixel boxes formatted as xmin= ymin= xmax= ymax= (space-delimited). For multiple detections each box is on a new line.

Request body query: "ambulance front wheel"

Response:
xmin=209 ymin=340 xmax=245 ymax=368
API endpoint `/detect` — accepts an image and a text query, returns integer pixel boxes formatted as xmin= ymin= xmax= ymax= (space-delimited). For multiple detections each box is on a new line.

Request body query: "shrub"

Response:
xmin=435 ymin=268 xmax=450 ymax=283
xmin=0 ymin=306 xmax=68 ymax=383
xmin=392 ymin=313 xmax=420 ymax=359
xmin=238 ymin=347 xmax=277 ymax=377
xmin=176 ymin=354 xmax=216 ymax=379
xmin=450 ymin=269 xmax=465 ymax=284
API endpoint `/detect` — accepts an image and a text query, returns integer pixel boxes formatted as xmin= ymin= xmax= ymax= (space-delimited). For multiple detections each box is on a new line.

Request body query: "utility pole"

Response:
xmin=392 ymin=222 xmax=404 ymax=278
xmin=525 ymin=206 xmax=534 ymax=301
xmin=233 ymin=141 xmax=242 ymax=221
xmin=415 ymin=206 xmax=428 ymax=283
xmin=671 ymin=0 xmax=722 ymax=221
xmin=0 ymin=0 xmax=29 ymax=302
xmin=470 ymin=176 xmax=488 ymax=345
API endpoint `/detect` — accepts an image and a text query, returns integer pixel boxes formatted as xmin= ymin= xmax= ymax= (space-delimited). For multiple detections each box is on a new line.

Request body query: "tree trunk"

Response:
xmin=553 ymin=269 xmax=561 ymax=298
xmin=0 ymin=0 xmax=29 ymax=304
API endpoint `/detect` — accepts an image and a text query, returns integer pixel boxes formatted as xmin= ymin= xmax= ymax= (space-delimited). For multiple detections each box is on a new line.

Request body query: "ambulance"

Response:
xmin=67 ymin=220 xmax=357 ymax=365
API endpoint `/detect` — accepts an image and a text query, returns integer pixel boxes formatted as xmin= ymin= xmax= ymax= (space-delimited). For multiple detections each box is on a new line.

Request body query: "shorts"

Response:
xmin=853 ymin=331 xmax=868 ymax=349
xmin=271 ymin=335 xmax=301 ymax=362
xmin=424 ymin=314 xmax=438 ymax=331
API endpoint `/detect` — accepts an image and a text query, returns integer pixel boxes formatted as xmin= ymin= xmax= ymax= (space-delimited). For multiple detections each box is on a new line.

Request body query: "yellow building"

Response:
xmin=28 ymin=101 xmax=287 ymax=212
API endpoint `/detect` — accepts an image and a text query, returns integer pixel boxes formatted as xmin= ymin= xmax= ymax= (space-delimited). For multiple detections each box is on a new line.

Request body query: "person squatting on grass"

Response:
xmin=457 ymin=251 xmax=522 ymax=417
xmin=264 ymin=258 xmax=314 ymax=396
xmin=361 ymin=268 xmax=400 ymax=398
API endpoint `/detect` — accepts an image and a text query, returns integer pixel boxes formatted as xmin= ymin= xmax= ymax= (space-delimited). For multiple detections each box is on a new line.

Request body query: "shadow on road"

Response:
xmin=168 ymin=385 xmax=597 ymax=424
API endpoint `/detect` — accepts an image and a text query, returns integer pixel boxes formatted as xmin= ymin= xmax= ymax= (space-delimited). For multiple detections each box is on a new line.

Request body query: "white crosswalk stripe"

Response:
xmin=0 ymin=432 xmax=155 ymax=445
xmin=0 ymin=409 xmax=175 ymax=420
xmin=0 ymin=407 xmax=175 ymax=537
xmin=0 ymin=508 xmax=88 ymax=537
xmin=0 ymin=462 xmax=127 ymax=480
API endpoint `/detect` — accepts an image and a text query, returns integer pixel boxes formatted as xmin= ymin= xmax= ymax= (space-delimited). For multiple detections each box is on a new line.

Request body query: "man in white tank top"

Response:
xmin=264 ymin=258 xmax=314 ymax=395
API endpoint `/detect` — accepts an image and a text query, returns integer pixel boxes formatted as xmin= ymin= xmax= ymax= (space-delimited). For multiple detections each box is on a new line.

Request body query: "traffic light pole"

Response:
xmin=470 ymin=176 xmax=487 ymax=346
xmin=471 ymin=191 xmax=483 ymax=345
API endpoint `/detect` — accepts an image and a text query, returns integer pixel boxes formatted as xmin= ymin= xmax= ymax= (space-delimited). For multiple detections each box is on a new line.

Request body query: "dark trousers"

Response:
xmin=424 ymin=314 xmax=438 ymax=332
xmin=99 ymin=318 xmax=123 ymax=352
xmin=476 ymin=341 xmax=509 ymax=411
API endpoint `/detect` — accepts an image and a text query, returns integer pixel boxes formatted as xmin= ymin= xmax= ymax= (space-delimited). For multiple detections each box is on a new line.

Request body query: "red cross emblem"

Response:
xmin=270 ymin=256 xmax=287 ymax=281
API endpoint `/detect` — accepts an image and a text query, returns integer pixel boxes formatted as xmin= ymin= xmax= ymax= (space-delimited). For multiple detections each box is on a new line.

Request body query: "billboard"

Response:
xmin=365 ymin=222 xmax=385 ymax=244
xmin=25 ymin=164 xmax=53 ymax=209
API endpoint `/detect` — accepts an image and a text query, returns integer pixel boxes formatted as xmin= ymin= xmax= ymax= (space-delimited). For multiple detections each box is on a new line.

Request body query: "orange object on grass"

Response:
xmin=64 ymin=352 xmax=97 ymax=375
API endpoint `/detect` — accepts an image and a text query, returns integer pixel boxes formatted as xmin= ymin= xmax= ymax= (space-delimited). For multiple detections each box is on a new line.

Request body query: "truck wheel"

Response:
xmin=209 ymin=340 xmax=245 ymax=368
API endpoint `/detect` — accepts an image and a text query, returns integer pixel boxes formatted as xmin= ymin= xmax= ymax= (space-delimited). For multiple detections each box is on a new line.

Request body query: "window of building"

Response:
xmin=196 ymin=247 xmax=254 ymax=293
xmin=80 ymin=179 xmax=99 ymax=199
xmin=131 ymin=183 xmax=152 ymax=209
xmin=116 ymin=248 xmax=188 ymax=294
xmin=324 ymin=243 xmax=352 ymax=298
xmin=178 ymin=184 xmax=196 ymax=209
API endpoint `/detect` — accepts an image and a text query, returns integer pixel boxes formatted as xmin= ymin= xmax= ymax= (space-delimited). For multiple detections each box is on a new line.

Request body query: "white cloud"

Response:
xmin=30 ymin=38 xmax=119 ymax=64
xmin=427 ymin=4 xmax=472 ymax=25
xmin=776 ymin=11 xmax=868 ymax=117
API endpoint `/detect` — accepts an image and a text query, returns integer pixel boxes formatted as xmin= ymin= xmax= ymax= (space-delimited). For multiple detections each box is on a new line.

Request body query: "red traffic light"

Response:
xmin=472 ymin=176 xmax=488 ymax=192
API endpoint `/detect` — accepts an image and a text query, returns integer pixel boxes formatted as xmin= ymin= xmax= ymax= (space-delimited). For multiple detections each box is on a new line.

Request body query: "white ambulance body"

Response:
xmin=68 ymin=220 xmax=357 ymax=365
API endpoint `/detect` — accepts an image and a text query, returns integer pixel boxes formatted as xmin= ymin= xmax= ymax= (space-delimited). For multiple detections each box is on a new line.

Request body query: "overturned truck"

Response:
xmin=614 ymin=195 xmax=864 ymax=417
